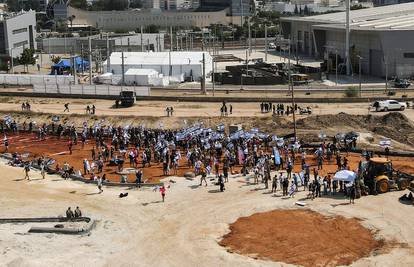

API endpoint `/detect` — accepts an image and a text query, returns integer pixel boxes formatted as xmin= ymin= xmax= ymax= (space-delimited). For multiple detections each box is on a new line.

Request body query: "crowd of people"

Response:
xmin=1 ymin=113 xmax=361 ymax=203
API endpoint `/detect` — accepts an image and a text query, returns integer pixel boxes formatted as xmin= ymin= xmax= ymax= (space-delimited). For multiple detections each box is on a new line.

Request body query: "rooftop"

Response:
xmin=282 ymin=3 xmax=414 ymax=31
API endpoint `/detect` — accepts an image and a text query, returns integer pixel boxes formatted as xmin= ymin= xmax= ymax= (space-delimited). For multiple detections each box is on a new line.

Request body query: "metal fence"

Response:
xmin=0 ymin=74 xmax=74 ymax=86
xmin=33 ymin=84 xmax=150 ymax=96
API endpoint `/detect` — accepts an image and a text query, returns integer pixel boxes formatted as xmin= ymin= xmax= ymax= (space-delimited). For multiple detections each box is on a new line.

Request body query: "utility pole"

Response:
xmin=121 ymin=51 xmax=125 ymax=85
xmin=88 ymin=36 xmax=92 ymax=85
xmin=212 ymin=57 xmax=215 ymax=96
xmin=141 ymin=26 xmax=144 ymax=52
xmin=10 ymin=48 xmax=14 ymax=74
xmin=73 ymin=53 xmax=77 ymax=85
xmin=106 ymin=33 xmax=110 ymax=73
xmin=176 ymin=33 xmax=179 ymax=51
xmin=358 ymin=55 xmax=363 ymax=97
xmin=385 ymin=61 xmax=388 ymax=92
xmin=248 ymin=16 xmax=252 ymax=55
xmin=170 ymin=26 xmax=173 ymax=51
xmin=201 ymin=53 xmax=206 ymax=95
xmin=81 ymin=44 xmax=84 ymax=74
xmin=335 ymin=50 xmax=338 ymax=86
xmin=288 ymin=39 xmax=297 ymax=141
xmin=345 ymin=0 xmax=351 ymax=75
xmin=265 ymin=24 xmax=268 ymax=62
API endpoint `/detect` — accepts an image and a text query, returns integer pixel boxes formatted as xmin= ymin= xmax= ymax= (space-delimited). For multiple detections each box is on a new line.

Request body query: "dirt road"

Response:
xmin=1 ymin=160 xmax=414 ymax=266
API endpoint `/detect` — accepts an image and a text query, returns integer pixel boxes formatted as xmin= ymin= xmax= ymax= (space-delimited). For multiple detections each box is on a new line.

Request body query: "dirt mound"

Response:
xmin=219 ymin=209 xmax=384 ymax=267
xmin=296 ymin=112 xmax=414 ymax=146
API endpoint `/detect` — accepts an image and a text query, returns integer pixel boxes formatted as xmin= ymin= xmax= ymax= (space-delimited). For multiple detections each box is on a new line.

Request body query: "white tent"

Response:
xmin=103 ymin=51 xmax=212 ymax=82
xmin=333 ymin=170 xmax=356 ymax=182
xmin=124 ymin=68 xmax=159 ymax=86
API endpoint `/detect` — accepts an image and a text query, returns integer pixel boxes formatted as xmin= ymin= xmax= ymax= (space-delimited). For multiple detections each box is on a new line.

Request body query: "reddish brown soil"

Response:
xmin=219 ymin=209 xmax=384 ymax=267
xmin=3 ymin=132 xmax=414 ymax=184
xmin=4 ymin=132 xmax=195 ymax=183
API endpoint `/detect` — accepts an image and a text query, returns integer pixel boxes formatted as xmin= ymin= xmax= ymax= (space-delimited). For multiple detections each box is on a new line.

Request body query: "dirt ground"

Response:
xmin=220 ymin=209 xmax=384 ymax=267
xmin=4 ymin=131 xmax=414 ymax=184
xmin=2 ymin=97 xmax=414 ymax=266
xmin=1 ymin=160 xmax=414 ymax=266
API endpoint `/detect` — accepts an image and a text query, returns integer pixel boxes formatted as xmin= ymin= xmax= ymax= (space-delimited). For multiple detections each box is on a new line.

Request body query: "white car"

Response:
xmin=268 ymin=42 xmax=276 ymax=49
xmin=372 ymin=100 xmax=406 ymax=112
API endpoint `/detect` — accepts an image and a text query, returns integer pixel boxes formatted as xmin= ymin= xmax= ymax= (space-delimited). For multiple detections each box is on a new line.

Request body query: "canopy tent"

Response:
xmin=333 ymin=170 xmax=356 ymax=182
xmin=50 ymin=57 xmax=89 ymax=75
xmin=74 ymin=56 xmax=89 ymax=71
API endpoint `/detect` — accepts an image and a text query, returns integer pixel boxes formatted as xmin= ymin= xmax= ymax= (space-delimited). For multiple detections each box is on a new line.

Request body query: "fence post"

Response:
xmin=44 ymin=83 xmax=47 ymax=93
xmin=107 ymin=85 xmax=110 ymax=95
xmin=82 ymin=84 xmax=84 ymax=95
xmin=69 ymin=83 xmax=72 ymax=95
xmin=95 ymin=85 xmax=97 ymax=96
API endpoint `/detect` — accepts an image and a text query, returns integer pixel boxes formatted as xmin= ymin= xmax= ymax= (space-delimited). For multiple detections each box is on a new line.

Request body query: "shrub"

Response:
xmin=345 ymin=86 xmax=359 ymax=97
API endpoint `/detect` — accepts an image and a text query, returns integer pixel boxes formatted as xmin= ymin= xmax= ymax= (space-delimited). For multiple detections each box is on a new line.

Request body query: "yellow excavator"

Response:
xmin=361 ymin=157 xmax=412 ymax=194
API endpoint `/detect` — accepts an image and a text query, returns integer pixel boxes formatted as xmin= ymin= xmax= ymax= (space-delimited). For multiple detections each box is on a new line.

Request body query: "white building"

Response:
xmin=104 ymin=51 xmax=213 ymax=82
xmin=0 ymin=10 xmax=37 ymax=58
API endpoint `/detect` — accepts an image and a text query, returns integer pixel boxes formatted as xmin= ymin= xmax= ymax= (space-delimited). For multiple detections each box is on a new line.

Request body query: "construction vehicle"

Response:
xmin=361 ymin=157 xmax=413 ymax=194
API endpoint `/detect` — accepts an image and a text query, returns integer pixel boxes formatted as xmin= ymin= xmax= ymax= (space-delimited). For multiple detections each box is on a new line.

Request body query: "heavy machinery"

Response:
xmin=361 ymin=157 xmax=413 ymax=194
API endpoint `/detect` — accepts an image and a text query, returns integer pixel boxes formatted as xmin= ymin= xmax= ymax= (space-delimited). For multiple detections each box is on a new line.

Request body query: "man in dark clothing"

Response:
xmin=66 ymin=207 xmax=74 ymax=219
xmin=74 ymin=207 xmax=82 ymax=218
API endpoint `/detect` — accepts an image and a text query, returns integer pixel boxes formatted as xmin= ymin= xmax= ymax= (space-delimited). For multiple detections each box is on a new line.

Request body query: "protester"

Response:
xmin=160 ymin=185 xmax=166 ymax=202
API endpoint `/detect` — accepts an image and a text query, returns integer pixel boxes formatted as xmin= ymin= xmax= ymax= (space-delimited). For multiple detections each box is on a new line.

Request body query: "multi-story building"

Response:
xmin=281 ymin=2 xmax=414 ymax=77
xmin=0 ymin=10 xmax=37 ymax=58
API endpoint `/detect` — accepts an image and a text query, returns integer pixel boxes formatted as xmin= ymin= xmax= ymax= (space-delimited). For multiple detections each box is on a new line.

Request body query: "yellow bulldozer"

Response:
xmin=360 ymin=157 xmax=412 ymax=194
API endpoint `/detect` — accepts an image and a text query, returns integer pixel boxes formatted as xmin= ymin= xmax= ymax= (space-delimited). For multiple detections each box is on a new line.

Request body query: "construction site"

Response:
xmin=0 ymin=95 xmax=413 ymax=267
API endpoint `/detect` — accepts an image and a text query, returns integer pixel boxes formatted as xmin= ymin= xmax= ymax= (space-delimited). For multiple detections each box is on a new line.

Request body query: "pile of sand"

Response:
xmin=220 ymin=209 xmax=384 ymax=267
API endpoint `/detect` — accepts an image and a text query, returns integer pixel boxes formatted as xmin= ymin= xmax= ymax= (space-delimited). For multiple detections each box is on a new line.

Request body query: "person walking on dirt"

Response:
xmin=68 ymin=140 xmax=73 ymax=155
xmin=218 ymin=174 xmax=225 ymax=192
xmin=24 ymin=162 xmax=31 ymax=180
xmin=229 ymin=104 xmax=233 ymax=115
xmin=92 ymin=105 xmax=96 ymax=115
xmin=40 ymin=162 xmax=46 ymax=179
xmin=199 ymin=165 xmax=208 ymax=187
xmin=64 ymin=103 xmax=70 ymax=112
xmin=271 ymin=174 xmax=278 ymax=193
xmin=3 ymin=135 xmax=9 ymax=152
xmin=97 ymin=175 xmax=103 ymax=193
xmin=160 ymin=185 xmax=166 ymax=202
xmin=86 ymin=105 xmax=90 ymax=114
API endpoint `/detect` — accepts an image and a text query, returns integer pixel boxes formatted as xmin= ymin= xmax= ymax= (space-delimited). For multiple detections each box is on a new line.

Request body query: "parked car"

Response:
xmin=268 ymin=42 xmax=276 ymax=49
xmin=393 ymin=78 xmax=411 ymax=88
xmin=372 ymin=100 xmax=406 ymax=112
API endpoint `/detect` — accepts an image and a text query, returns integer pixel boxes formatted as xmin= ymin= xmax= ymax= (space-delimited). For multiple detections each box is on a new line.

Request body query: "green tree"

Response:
xmin=129 ymin=0 xmax=143 ymax=8
xmin=294 ymin=4 xmax=299 ymax=15
xmin=70 ymin=0 xmax=88 ymax=10
xmin=304 ymin=5 xmax=309 ymax=15
xmin=51 ymin=55 xmax=61 ymax=64
xmin=7 ymin=0 xmax=40 ymax=11
xmin=18 ymin=48 xmax=36 ymax=73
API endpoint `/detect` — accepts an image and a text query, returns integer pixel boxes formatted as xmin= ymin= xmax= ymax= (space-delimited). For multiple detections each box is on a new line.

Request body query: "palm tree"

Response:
xmin=67 ymin=15 xmax=76 ymax=34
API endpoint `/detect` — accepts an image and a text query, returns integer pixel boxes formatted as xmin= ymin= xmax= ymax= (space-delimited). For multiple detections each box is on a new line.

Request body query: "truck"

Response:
xmin=117 ymin=91 xmax=136 ymax=108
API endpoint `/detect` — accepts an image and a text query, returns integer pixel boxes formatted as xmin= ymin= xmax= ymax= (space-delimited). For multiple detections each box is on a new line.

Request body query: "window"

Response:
xmin=12 ymin=27 xmax=27 ymax=34
xmin=403 ymin=53 xmax=414 ymax=58
xmin=13 ymin=40 xmax=28 ymax=48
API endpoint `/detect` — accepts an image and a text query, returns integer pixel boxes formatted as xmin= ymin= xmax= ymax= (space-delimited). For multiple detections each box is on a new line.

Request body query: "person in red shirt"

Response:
xmin=160 ymin=186 xmax=166 ymax=202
